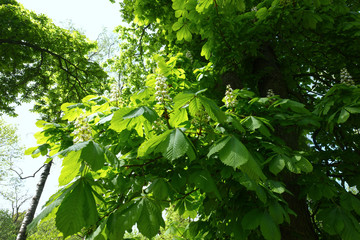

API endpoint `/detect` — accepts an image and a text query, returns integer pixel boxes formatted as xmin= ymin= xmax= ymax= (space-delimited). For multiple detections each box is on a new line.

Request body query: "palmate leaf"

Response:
xmin=137 ymin=198 xmax=165 ymax=238
xmin=110 ymin=106 xmax=157 ymax=137
xmin=190 ymin=169 xmax=222 ymax=200
xmin=27 ymin=184 xmax=77 ymax=231
xmin=240 ymin=154 xmax=267 ymax=182
xmin=148 ymin=178 xmax=169 ymax=200
xmin=138 ymin=128 xmax=196 ymax=161
xmin=242 ymin=116 xmax=271 ymax=137
xmin=58 ymin=151 xmax=81 ymax=186
xmin=199 ymin=96 xmax=226 ymax=124
xmin=208 ymin=136 xmax=250 ymax=168
xmin=188 ymin=97 xmax=203 ymax=117
xmin=260 ymin=212 xmax=281 ymax=240
xmin=106 ymin=197 xmax=165 ymax=239
xmin=196 ymin=0 xmax=213 ymax=13
xmin=173 ymin=92 xmax=195 ymax=110
xmin=137 ymin=130 xmax=172 ymax=157
xmin=169 ymin=108 xmax=188 ymax=128
xmin=56 ymin=141 xmax=107 ymax=185
xmin=107 ymin=199 xmax=142 ymax=239
xmin=269 ymin=155 xmax=287 ymax=175
xmin=122 ymin=106 xmax=158 ymax=122
xmin=242 ymin=209 xmax=262 ymax=230
xmin=56 ymin=179 xmax=99 ymax=238
xmin=159 ymin=128 xmax=196 ymax=161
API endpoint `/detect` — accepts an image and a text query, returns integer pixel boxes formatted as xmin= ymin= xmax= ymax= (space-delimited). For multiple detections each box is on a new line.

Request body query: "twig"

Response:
xmin=10 ymin=164 xmax=46 ymax=180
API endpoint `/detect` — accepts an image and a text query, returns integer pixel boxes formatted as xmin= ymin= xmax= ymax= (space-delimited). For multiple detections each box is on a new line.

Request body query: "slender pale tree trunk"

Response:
xmin=16 ymin=161 xmax=52 ymax=240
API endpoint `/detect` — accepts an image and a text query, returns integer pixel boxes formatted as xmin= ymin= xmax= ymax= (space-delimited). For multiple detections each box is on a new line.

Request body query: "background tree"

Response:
xmin=0 ymin=209 xmax=17 ymax=240
xmin=0 ymin=0 xmax=108 ymax=119
xmin=25 ymin=0 xmax=360 ymax=240
xmin=0 ymin=119 xmax=27 ymax=239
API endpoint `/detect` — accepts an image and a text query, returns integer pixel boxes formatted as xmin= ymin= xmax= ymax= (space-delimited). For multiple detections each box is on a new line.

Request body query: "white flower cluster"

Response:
xmin=340 ymin=68 xmax=355 ymax=86
xmin=224 ymin=85 xmax=237 ymax=108
xmin=72 ymin=114 xmax=92 ymax=143
xmin=152 ymin=119 xmax=165 ymax=132
xmin=110 ymin=83 xmax=122 ymax=102
xmin=266 ymin=88 xmax=275 ymax=97
xmin=155 ymin=76 xmax=172 ymax=105
xmin=186 ymin=50 xmax=193 ymax=63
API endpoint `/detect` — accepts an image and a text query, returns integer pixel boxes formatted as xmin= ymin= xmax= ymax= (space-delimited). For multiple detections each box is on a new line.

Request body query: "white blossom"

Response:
xmin=224 ymin=85 xmax=237 ymax=108
xmin=340 ymin=68 xmax=355 ymax=86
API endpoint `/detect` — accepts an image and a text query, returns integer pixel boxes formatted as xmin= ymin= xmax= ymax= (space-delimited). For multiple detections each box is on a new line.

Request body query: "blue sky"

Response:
xmin=1 ymin=0 xmax=122 ymax=211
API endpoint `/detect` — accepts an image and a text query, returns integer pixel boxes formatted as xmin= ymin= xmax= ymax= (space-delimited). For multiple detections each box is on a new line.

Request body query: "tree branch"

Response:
xmin=11 ymin=164 xmax=46 ymax=180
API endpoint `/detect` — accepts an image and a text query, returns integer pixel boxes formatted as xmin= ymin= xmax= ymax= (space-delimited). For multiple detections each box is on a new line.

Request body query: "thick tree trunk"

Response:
xmin=16 ymin=161 xmax=52 ymax=240
xmin=253 ymin=43 xmax=318 ymax=240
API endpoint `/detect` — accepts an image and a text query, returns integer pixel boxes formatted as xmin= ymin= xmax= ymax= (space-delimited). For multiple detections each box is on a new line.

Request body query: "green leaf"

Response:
xmin=345 ymin=106 xmax=360 ymax=114
xmin=256 ymin=7 xmax=268 ymax=20
xmin=242 ymin=116 xmax=271 ymax=136
xmin=302 ymin=11 xmax=318 ymax=29
xmin=27 ymin=184 xmax=76 ymax=231
xmin=55 ymin=141 xmax=90 ymax=157
xmin=159 ymin=128 xmax=196 ymax=161
xmin=260 ymin=212 xmax=281 ymax=240
xmin=107 ymin=199 xmax=142 ymax=238
xmin=218 ymin=136 xmax=250 ymax=168
xmin=201 ymin=41 xmax=211 ymax=60
xmin=199 ymin=96 xmax=226 ymax=124
xmin=188 ymin=97 xmax=203 ymax=117
xmin=172 ymin=21 xmax=183 ymax=31
xmin=241 ymin=209 xmax=262 ymax=230
xmin=190 ymin=169 xmax=222 ymax=200
xmin=58 ymin=151 xmax=81 ymax=186
xmin=123 ymin=106 xmax=158 ymax=122
xmin=81 ymin=141 xmax=106 ymax=171
xmin=269 ymin=155 xmax=286 ymax=175
xmin=56 ymin=179 xmax=99 ymax=238
xmin=237 ymin=0 xmax=246 ymax=11
xmin=25 ymin=144 xmax=50 ymax=158
xmin=267 ymin=180 xmax=285 ymax=194
xmin=338 ymin=108 xmax=350 ymax=123
xmin=56 ymin=140 xmax=107 ymax=175
xmin=208 ymin=136 xmax=231 ymax=157
xmin=169 ymin=108 xmax=188 ymax=128
xmin=137 ymin=198 xmax=165 ymax=239
xmin=172 ymin=0 xmax=186 ymax=10
xmin=149 ymin=179 xmax=169 ymax=200
xmin=317 ymin=207 xmax=345 ymax=235
xmin=138 ymin=130 xmax=172 ymax=157
xmin=196 ymin=0 xmax=213 ymax=13
xmin=294 ymin=155 xmax=313 ymax=173
xmin=176 ymin=24 xmax=192 ymax=41
xmin=268 ymin=202 xmax=285 ymax=224
xmin=240 ymin=155 xmax=266 ymax=181
xmin=173 ymin=92 xmax=195 ymax=110
xmin=109 ymin=108 xmax=133 ymax=132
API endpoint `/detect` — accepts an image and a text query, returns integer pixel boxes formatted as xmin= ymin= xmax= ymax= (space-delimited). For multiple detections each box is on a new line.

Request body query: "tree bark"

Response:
xmin=16 ymin=161 xmax=52 ymax=240
xmin=253 ymin=43 xmax=318 ymax=240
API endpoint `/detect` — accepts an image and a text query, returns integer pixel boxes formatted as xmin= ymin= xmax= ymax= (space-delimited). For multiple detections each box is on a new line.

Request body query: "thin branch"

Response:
xmin=10 ymin=164 xmax=46 ymax=179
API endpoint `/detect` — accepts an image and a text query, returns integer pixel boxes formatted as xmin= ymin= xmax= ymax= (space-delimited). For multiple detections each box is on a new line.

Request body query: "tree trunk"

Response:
xmin=253 ymin=43 xmax=318 ymax=240
xmin=16 ymin=161 xmax=52 ymax=240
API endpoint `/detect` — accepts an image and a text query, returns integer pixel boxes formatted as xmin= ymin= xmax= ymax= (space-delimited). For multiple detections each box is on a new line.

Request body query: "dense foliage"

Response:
xmin=0 ymin=0 xmax=108 ymax=118
xmin=21 ymin=0 xmax=360 ymax=239
xmin=0 ymin=209 xmax=17 ymax=240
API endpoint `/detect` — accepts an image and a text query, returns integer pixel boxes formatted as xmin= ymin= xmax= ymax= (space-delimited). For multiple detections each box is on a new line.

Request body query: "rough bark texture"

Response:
xmin=253 ymin=43 xmax=318 ymax=240
xmin=16 ymin=161 xmax=52 ymax=240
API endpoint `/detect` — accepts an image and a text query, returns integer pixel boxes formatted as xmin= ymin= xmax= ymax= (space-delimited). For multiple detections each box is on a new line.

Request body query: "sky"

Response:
xmin=0 ymin=0 xmax=122 ymax=212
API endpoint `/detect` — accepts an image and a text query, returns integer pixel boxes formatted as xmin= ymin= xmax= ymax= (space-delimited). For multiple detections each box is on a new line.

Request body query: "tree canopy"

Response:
xmin=11 ymin=0 xmax=360 ymax=239
xmin=0 ymin=0 xmax=108 ymax=118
